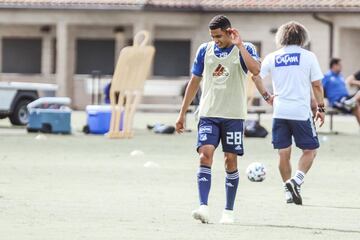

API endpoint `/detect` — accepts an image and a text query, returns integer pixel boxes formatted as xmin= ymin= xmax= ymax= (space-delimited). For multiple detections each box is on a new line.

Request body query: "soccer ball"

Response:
xmin=246 ymin=162 xmax=266 ymax=182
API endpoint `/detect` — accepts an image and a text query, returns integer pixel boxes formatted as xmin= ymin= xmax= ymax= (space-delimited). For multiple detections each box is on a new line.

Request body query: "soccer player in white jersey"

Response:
xmin=252 ymin=21 xmax=325 ymax=205
xmin=175 ymin=15 xmax=260 ymax=223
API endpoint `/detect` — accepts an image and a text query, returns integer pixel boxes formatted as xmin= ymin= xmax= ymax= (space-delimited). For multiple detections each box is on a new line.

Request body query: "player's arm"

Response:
xmin=180 ymin=75 xmax=202 ymax=116
xmin=346 ymin=73 xmax=360 ymax=88
xmin=237 ymin=45 xmax=260 ymax=75
xmin=310 ymin=90 xmax=317 ymax=117
xmin=251 ymin=75 xmax=274 ymax=105
xmin=310 ymin=53 xmax=325 ymax=127
xmin=176 ymin=75 xmax=202 ymax=133
xmin=251 ymin=55 xmax=273 ymax=105
xmin=228 ymin=28 xmax=260 ymax=75
xmin=176 ymin=43 xmax=205 ymax=134
xmin=312 ymin=80 xmax=325 ymax=127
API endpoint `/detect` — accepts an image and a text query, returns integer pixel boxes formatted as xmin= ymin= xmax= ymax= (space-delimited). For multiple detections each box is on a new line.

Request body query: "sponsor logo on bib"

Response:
xmin=212 ymin=64 xmax=230 ymax=84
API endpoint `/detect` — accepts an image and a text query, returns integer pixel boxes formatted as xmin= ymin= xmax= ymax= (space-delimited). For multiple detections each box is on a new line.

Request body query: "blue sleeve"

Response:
xmin=322 ymin=75 xmax=329 ymax=97
xmin=240 ymin=42 xmax=260 ymax=73
xmin=191 ymin=43 xmax=207 ymax=77
xmin=322 ymin=75 xmax=328 ymax=87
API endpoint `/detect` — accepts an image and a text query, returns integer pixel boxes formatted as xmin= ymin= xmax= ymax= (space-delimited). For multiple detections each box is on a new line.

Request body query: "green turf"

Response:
xmin=0 ymin=112 xmax=359 ymax=239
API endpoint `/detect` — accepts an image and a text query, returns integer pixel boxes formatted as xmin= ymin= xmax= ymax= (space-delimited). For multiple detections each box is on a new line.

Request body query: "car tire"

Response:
xmin=9 ymin=99 xmax=32 ymax=126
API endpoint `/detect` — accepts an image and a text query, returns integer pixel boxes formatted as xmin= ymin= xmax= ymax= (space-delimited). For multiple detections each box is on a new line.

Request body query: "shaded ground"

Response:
xmin=0 ymin=112 xmax=359 ymax=240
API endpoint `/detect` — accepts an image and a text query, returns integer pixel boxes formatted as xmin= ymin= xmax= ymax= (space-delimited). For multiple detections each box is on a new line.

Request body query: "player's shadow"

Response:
xmin=303 ymin=204 xmax=360 ymax=210
xmin=236 ymin=223 xmax=360 ymax=234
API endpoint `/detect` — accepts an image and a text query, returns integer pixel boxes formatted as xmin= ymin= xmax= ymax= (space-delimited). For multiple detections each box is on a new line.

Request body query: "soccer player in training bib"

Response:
xmin=175 ymin=15 xmax=260 ymax=223
xmin=252 ymin=21 xmax=325 ymax=205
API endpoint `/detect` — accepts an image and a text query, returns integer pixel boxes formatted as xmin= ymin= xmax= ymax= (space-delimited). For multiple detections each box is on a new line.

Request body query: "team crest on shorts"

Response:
xmin=199 ymin=126 xmax=212 ymax=134
xmin=199 ymin=134 xmax=207 ymax=141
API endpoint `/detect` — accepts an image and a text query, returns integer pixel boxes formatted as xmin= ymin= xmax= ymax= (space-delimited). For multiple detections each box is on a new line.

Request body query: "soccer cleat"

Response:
xmin=219 ymin=209 xmax=235 ymax=224
xmin=344 ymin=98 xmax=356 ymax=110
xmin=285 ymin=179 xmax=302 ymax=205
xmin=285 ymin=189 xmax=294 ymax=204
xmin=284 ymin=184 xmax=295 ymax=203
xmin=284 ymin=184 xmax=301 ymax=203
xmin=192 ymin=205 xmax=210 ymax=223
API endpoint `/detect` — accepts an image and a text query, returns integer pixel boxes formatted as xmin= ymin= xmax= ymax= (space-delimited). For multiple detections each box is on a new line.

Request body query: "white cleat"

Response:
xmin=192 ymin=205 xmax=210 ymax=224
xmin=344 ymin=98 xmax=356 ymax=110
xmin=284 ymin=183 xmax=293 ymax=204
xmin=284 ymin=183 xmax=300 ymax=204
xmin=219 ymin=209 xmax=235 ymax=224
xmin=285 ymin=189 xmax=294 ymax=204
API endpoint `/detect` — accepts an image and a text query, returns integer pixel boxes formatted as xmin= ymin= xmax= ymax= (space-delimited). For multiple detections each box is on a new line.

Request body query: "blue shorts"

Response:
xmin=197 ymin=117 xmax=244 ymax=156
xmin=272 ymin=118 xmax=319 ymax=150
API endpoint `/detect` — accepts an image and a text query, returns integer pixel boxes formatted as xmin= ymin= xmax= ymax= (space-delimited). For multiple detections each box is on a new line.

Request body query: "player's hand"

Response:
xmin=315 ymin=111 xmax=325 ymax=127
xmin=266 ymin=95 xmax=275 ymax=106
xmin=175 ymin=114 xmax=186 ymax=134
xmin=227 ymin=28 xmax=243 ymax=46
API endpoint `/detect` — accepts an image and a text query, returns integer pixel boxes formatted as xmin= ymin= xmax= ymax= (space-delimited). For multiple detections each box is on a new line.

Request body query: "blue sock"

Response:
xmin=225 ymin=170 xmax=239 ymax=210
xmin=197 ymin=166 xmax=211 ymax=205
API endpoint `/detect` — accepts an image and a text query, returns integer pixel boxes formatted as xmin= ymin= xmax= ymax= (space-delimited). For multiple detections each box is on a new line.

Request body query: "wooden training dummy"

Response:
xmin=107 ymin=31 xmax=155 ymax=138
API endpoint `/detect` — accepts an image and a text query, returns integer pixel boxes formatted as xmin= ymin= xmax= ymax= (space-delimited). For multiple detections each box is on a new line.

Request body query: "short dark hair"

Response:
xmin=208 ymin=15 xmax=231 ymax=31
xmin=330 ymin=58 xmax=341 ymax=68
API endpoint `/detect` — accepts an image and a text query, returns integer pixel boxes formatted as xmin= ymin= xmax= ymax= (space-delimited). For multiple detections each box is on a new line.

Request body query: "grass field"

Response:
xmin=0 ymin=112 xmax=359 ymax=239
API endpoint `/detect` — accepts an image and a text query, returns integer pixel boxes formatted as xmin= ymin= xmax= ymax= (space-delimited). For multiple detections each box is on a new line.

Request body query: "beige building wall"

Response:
xmin=338 ymin=28 xmax=360 ymax=78
xmin=0 ymin=9 xmax=359 ymax=108
xmin=333 ymin=15 xmax=360 ymax=77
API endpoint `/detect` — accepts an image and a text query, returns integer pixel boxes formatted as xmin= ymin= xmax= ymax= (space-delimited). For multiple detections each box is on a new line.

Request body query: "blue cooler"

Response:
xmin=27 ymin=97 xmax=72 ymax=134
xmin=86 ymin=105 xmax=123 ymax=134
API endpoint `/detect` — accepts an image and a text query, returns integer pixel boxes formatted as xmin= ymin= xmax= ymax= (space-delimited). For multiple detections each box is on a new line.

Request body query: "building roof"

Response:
xmin=0 ymin=0 xmax=144 ymax=10
xmin=201 ymin=0 xmax=360 ymax=12
xmin=0 ymin=0 xmax=359 ymax=12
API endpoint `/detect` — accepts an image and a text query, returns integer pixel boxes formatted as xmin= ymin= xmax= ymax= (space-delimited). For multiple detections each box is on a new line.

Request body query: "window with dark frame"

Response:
xmin=76 ymin=39 xmax=115 ymax=75
xmin=2 ymin=38 xmax=42 ymax=74
xmin=153 ymin=40 xmax=191 ymax=77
